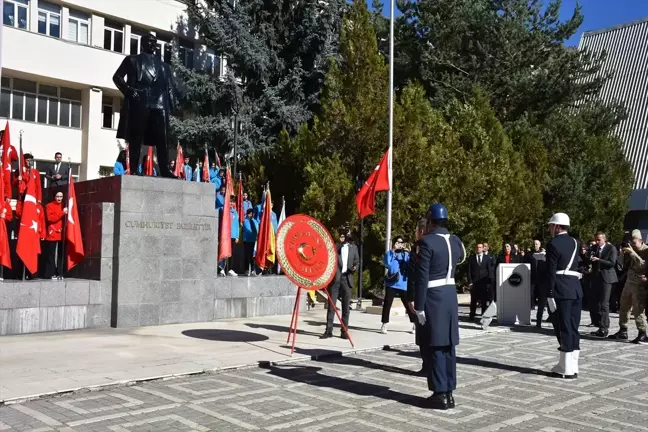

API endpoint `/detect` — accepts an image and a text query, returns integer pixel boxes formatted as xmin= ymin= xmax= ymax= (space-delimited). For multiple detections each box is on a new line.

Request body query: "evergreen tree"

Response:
xmin=173 ymin=0 xmax=347 ymax=157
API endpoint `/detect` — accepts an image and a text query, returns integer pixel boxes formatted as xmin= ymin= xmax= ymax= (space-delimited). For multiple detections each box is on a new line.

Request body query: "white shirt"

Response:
xmin=477 ymin=253 xmax=483 ymax=264
xmin=341 ymin=244 xmax=349 ymax=273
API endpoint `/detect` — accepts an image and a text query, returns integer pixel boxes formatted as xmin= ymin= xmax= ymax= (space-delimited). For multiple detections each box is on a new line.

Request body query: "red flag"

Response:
xmin=214 ymin=153 xmax=222 ymax=168
xmin=236 ymin=174 xmax=244 ymax=223
xmin=255 ymin=187 xmax=276 ymax=270
xmin=125 ymin=144 xmax=131 ymax=175
xmin=66 ymin=176 xmax=84 ymax=270
xmin=225 ymin=167 xmax=234 ymax=198
xmin=202 ymin=149 xmax=210 ymax=182
xmin=18 ymin=144 xmax=26 ymax=195
xmin=144 ymin=147 xmax=154 ymax=176
xmin=355 ymin=149 xmax=390 ymax=218
xmin=173 ymin=143 xmax=184 ymax=179
xmin=218 ymin=187 xmax=233 ymax=261
xmin=16 ymin=174 xmax=41 ymax=274
xmin=1 ymin=122 xmax=18 ymax=200
xmin=0 ymin=172 xmax=12 ymax=269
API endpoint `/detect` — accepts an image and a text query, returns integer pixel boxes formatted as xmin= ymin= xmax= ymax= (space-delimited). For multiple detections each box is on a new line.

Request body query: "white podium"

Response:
xmin=496 ymin=263 xmax=531 ymax=326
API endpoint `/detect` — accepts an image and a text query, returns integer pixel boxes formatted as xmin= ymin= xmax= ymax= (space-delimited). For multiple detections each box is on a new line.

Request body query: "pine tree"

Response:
xmin=172 ymin=0 xmax=347 ymax=157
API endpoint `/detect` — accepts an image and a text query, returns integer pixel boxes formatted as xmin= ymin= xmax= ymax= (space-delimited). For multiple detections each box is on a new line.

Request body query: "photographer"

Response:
xmin=608 ymin=230 xmax=648 ymax=344
xmin=380 ymin=236 xmax=411 ymax=334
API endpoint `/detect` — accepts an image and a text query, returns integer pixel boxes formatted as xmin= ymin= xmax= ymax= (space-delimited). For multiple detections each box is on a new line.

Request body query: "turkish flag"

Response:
xmin=66 ymin=176 xmax=84 ymax=270
xmin=214 ymin=152 xmax=221 ymax=168
xmin=1 ymin=121 xmax=18 ymax=200
xmin=254 ymin=187 xmax=276 ymax=270
xmin=202 ymin=149 xmax=210 ymax=182
xmin=355 ymin=149 xmax=390 ymax=218
xmin=173 ymin=143 xmax=184 ymax=178
xmin=0 ymin=172 xmax=12 ymax=270
xmin=218 ymin=186 xmax=232 ymax=261
xmin=225 ymin=167 xmax=234 ymax=199
xmin=125 ymin=143 xmax=131 ymax=175
xmin=144 ymin=147 xmax=154 ymax=176
xmin=16 ymin=174 xmax=42 ymax=274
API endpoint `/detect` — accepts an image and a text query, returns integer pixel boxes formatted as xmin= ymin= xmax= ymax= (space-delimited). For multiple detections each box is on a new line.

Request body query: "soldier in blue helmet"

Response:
xmin=414 ymin=203 xmax=466 ymax=410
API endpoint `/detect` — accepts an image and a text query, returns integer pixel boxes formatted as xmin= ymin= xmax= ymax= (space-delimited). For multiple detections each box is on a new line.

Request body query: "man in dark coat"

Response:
xmin=546 ymin=212 xmax=582 ymax=379
xmin=113 ymin=33 xmax=177 ymax=178
xmin=414 ymin=203 xmax=466 ymax=410
xmin=589 ymin=232 xmax=618 ymax=337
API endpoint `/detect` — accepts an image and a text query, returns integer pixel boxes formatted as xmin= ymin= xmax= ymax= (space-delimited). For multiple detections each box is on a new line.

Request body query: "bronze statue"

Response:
xmin=113 ymin=34 xmax=177 ymax=178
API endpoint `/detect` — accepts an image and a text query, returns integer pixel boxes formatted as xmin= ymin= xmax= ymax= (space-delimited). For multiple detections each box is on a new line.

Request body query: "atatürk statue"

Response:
xmin=113 ymin=34 xmax=177 ymax=178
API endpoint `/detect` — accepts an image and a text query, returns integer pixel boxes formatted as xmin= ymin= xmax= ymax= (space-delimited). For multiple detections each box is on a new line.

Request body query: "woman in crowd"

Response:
xmin=380 ymin=236 xmax=412 ymax=334
xmin=113 ymin=150 xmax=127 ymax=176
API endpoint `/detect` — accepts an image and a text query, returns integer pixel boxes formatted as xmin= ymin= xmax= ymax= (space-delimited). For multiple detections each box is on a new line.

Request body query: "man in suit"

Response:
xmin=546 ymin=212 xmax=582 ymax=379
xmin=468 ymin=243 xmax=493 ymax=320
xmin=590 ymin=232 xmax=618 ymax=337
xmin=321 ymin=232 xmax=359 ymax=339
xmin=45 ymin=152 xmax=68 ymax=187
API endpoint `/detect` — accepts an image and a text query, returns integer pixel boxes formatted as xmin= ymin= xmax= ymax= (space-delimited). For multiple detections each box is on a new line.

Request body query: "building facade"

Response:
xmin=579 ymin=19 xmax=648 ymax=238
xmin=0 ymin=0 xmax=222 ymax=184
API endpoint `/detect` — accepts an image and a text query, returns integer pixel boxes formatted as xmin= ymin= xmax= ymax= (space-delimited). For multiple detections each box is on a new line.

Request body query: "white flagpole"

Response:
xmin=385 ymin=0 xmax=395 ymax=255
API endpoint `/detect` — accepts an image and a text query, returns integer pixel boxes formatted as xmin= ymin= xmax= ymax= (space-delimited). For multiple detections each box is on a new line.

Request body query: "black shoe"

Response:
xmin=340 ymin=331 xmax=348 ymax=340
xmin=447 ymin=392 xmax=455 ymax=409
xmin=591 ymin=329 xmax=608 ymax=337
xmin=608 ymin=329 xmax=628 ymax=341
xmin=319 ymin=331 xmax=333 ymax=339
xmin=421 ymin=392 xmax=449 ymax=410
xmin=631 ymin=332 xmax=648 ymax=344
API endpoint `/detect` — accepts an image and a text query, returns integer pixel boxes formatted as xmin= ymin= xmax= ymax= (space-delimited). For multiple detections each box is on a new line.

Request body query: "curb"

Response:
xmin=0 ymin=326 xmax=510 ymax=406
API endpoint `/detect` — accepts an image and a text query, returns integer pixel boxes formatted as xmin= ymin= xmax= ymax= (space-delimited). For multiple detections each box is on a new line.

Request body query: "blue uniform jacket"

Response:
xmin=415 ymin=228 xmax=465 ymax=347
xmin=384 ymin=250 xmax=409 ymax=291
xmin=113 ymin=162 xmax=125 ymax=176
xmin=215 ymin=192 xmax=225 ymax=210
xmin=229 ymin=208 xmax=240 ymax=240
xmin=546 ymin=232 xmax=583 ymax=300
xmin=243 ymin=218 xmax=259 ymax=243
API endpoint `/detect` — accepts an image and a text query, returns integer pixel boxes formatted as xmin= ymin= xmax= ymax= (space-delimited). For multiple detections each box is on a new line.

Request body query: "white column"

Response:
xmin=81 ymin=87 xmax=102 ymax=181
xmin=28 ymin=0 xmax=39 ymax=33
xmin=124 ymin=24 xmax=132 ymax=54
xmin=91 ymin=14 xmax=104 ymax=49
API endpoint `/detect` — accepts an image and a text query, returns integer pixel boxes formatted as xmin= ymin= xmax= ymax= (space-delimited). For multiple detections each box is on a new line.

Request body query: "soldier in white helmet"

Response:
xmin=546 ymin=212 xmax=582 ymax=379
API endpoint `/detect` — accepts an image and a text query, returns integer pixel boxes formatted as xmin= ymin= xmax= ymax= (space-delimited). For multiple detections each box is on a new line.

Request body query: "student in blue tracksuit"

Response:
xmin=381 ymin=236 xmax=411 ymax=334
xmin=242 ymin=208 xmax=259 ymax=275
xmin=183 ymin=157 xmax=192 ymax=182
xmin=113 ymin=150 xmax=127 ymax=175
xmin=215 ymin=186 xmax=226 ymax=211
xmin=242 ymin=193 xmax=253 ymax=214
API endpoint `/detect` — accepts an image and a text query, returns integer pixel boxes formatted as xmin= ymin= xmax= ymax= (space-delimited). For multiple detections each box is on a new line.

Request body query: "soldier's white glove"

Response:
xmin=415 ymin=310 xmax=426 ymax=326
xmin=547 ymin=298 xmax=557 ymax=313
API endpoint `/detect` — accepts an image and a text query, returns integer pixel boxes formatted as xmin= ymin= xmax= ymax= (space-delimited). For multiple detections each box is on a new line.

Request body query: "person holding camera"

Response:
xmin=381 ymin=236 xmax=412 ymax=334
xmin=608 ymin=230 xmax=648 ymax=344
xmin=589 ymin=232 xmax=618 ymax=338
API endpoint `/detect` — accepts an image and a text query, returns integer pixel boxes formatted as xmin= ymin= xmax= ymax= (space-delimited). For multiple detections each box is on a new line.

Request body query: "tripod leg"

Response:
xmin=290 ymin=288 xmax=302 ymax=355
xmin=324 ymin=287 xmax=355 ymax=348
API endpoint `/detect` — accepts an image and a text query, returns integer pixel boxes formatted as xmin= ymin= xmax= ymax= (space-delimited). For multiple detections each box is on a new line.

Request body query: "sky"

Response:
xmin=370 ymin=1 xmax=648 ymax=46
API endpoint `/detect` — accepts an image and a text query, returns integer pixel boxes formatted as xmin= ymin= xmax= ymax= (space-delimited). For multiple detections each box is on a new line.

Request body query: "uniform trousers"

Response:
xmin=422 ymin=345 xmax=456 ymax=392
xmin=552 ymin=298 xmax=582 ymax=352
xmin=619 ymin=282 xmax=647 ymax=332
xmin=326 ymin=273 xmax=351 ymax=332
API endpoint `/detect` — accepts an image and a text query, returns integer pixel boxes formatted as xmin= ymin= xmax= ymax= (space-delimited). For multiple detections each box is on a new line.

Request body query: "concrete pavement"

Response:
xmin=0 ymin=303 xmax=506 ymax=404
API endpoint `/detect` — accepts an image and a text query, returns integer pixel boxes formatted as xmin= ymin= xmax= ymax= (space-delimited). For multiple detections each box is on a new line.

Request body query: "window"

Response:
xmin=0 ymin=77 xmax=82 ymax=129
xmin=204 ymin=49 xmax=222 ymax=76
xmin=68 ymin=10 xmax=90 ymax=45
xmin=102 ymin=96 xmax=113 ymax=129
xmin=103 ymin=20 xmax=124 ymax=53
xmin=179 ymin=39 xmax=195 ymax=69
xmin=130 ymin=28 xmax=147 ymax=55
xmin=3 ymin=0 xmax=29 ymax=29
xmin=37 ymin=1 xmax=61 ymax=38
xmin=156 ymin=34 xmax=172 ymax=64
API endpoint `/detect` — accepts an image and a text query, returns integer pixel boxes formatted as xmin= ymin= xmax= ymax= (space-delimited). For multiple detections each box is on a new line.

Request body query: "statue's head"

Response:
xmin=142 ymin=34 xmax=157 ymax=55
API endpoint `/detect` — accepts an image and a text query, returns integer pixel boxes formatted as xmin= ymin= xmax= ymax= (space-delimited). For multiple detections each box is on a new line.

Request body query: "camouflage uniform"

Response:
xmin=618 ymin=243 xmax=648 ymax=332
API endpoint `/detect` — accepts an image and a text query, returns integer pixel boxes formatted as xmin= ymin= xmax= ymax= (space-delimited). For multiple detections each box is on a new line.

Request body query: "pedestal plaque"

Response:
xmin=496 ymin=263 xmax=531 ymax=326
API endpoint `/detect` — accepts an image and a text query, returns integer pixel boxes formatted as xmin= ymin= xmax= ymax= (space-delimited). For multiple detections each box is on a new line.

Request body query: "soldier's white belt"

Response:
xmin=556 ymin=270 xmax=582 ymax=279
xmin=428 ymin=278 xmax=455 ymax=288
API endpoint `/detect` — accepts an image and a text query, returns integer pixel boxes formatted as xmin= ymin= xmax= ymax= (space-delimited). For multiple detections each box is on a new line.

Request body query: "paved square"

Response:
xmin=1 ymin=329 xmax=646 ymax=431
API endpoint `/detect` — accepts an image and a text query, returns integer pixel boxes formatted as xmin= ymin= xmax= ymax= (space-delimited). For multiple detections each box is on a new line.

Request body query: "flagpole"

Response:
xmin=384 ymin=0 xmax=394 ymax=256
xmin=59 ymin=158 xmax=71 ymax=280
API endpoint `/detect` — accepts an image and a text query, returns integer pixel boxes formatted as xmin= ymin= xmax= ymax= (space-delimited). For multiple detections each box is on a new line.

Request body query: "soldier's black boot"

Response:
xmin=607 ymin=328 xmax=628 ymax=341
xmin=631 ymin=331 xmax=648 ymax=344
xmin=447 ymin=392 xmax=455 ymax=409
xmin=422 ymin=392 xmax=449 ymax=410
